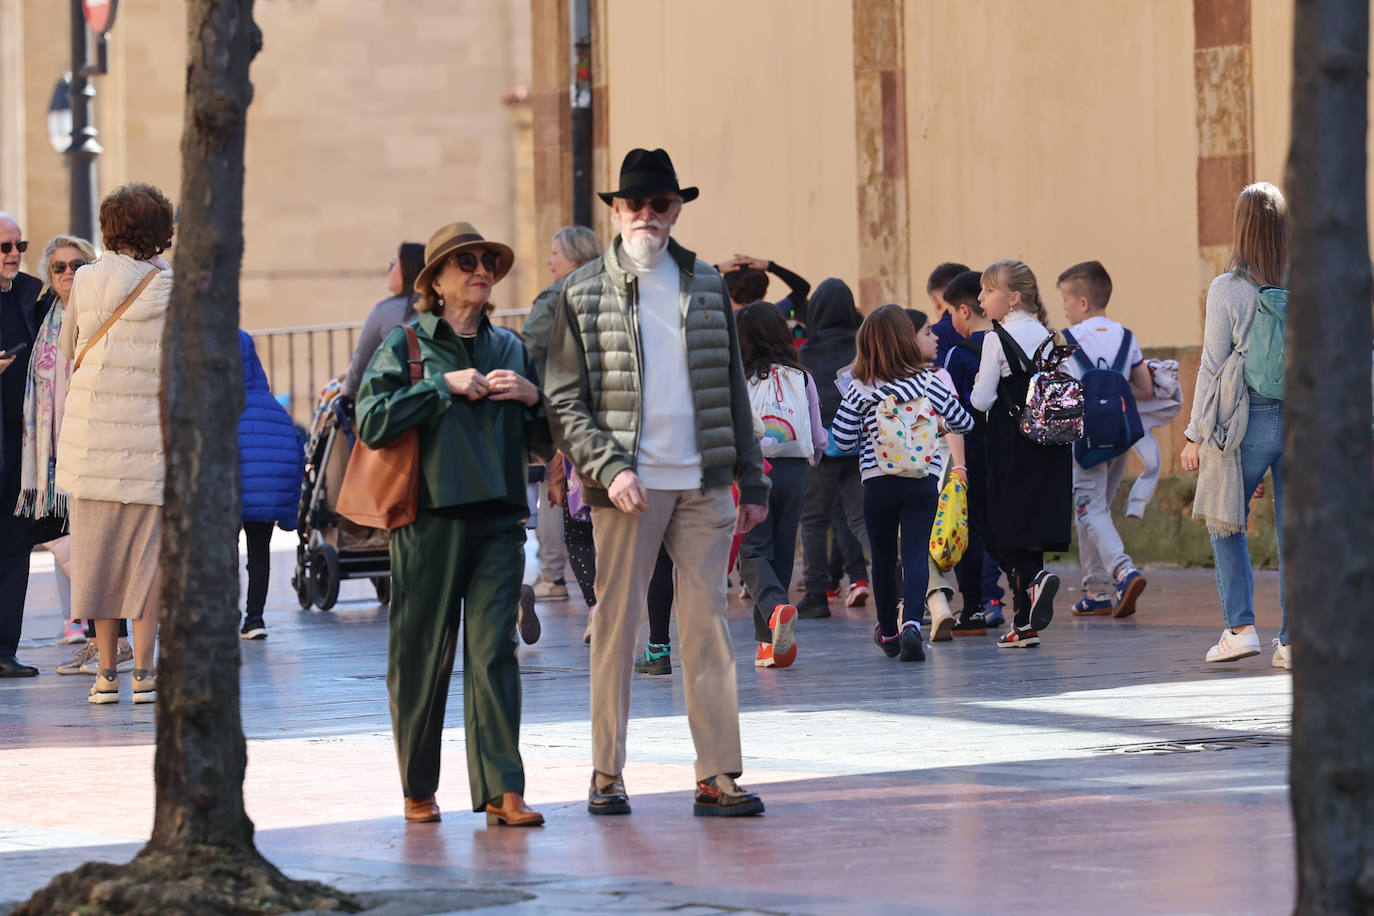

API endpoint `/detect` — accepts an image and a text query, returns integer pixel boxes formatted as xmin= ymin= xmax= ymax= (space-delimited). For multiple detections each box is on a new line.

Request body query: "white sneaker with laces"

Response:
xmin=1205 ymin=626 xmax=1261 ymax=663
xmin=1271 ymin=638 xmax=1291 ymax=670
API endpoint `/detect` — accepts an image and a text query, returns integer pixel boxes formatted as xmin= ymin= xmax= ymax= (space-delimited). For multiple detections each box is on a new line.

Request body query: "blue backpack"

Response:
xmin=1242 ymin=278 xmax=1288 ymax=400
xmin=1061 ymin=328 xmax=1144 ymax=468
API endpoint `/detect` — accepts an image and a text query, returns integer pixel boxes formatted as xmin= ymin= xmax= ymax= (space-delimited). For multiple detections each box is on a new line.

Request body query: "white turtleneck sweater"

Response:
xmin=619 ymin=239 xmax=701 ymax=489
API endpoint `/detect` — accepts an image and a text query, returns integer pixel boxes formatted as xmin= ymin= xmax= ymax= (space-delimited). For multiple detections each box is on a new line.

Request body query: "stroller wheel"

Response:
xmin=310 ymin=545 xmax=341 ymax=611
xmin=372 ymin=576 xmax=391 ymax=607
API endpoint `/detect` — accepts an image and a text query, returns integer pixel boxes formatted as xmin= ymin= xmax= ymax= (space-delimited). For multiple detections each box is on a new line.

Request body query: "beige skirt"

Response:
xmin=70 ymin=498 xmax=160 ymax=620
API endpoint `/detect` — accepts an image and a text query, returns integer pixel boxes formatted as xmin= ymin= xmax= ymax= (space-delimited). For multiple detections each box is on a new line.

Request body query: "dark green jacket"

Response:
xmin=521 ymin=281 xmax=561 ymax=380
xmin=543 ymin=237 xmax=769 ymax=507
xmin=356 ymin=312 xmax=552 ymax=517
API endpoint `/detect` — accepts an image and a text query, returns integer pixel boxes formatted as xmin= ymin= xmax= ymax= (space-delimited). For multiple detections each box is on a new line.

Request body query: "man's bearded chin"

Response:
xmin=622 ymin=226 xmax=668 ymax=264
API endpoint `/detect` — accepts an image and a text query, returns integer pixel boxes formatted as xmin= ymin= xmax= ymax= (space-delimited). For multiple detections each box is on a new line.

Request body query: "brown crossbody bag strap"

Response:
xmin=74 ymin=266 xmax=160 ymax=371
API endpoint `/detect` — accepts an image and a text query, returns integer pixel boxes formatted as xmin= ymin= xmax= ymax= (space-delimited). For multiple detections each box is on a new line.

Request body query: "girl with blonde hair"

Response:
xmin=970 ymin=260 xmax=1073 ymax=648
xmin=1180 ymin=181 xmax=1292 ymax=669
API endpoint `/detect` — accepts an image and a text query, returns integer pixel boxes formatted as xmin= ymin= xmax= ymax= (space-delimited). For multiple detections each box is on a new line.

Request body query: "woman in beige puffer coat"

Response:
xmin=56 ymin=183 xmax=174 ymax=706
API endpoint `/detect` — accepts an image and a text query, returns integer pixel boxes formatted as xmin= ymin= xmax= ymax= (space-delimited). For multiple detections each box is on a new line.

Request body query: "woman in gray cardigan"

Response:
xmin=1179 ymin=182 xmax=1291 ymax=670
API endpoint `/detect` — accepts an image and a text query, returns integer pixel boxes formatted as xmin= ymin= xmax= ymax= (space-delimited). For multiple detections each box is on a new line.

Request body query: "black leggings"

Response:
xmin=85 ymin=619 xmax=127 ymax=639
xmin=997 ymin=548 xmax=1044 ymax=628
xmin=243 ymin=521 xmax=275 ymax=618
xmin=646 ymin=545 xmax=674 ymax=645
xmin=563 ymin=506 xmax=597 ymax=607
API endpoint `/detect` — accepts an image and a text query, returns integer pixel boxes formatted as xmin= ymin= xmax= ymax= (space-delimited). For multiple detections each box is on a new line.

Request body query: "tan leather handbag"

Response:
xmin=336 ymin=325 xmax=423 ymax=530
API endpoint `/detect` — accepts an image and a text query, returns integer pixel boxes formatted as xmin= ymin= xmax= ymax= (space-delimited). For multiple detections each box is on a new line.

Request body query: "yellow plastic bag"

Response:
xmin=929 ymin=475 xmax=969 ymax=572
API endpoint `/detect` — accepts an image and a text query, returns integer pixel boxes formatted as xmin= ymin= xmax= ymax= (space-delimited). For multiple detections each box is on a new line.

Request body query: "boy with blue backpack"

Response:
xmin=1057 ymin=261 xmax=1154 ymax=618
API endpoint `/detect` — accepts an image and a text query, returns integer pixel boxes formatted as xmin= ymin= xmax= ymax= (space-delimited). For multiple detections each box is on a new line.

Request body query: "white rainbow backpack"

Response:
xmin=747 ymin=365 xmax=813 ymax=459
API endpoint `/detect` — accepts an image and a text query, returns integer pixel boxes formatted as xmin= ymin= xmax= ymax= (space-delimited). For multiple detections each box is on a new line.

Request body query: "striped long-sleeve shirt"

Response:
xmin=830 ymin=371 xmax=974 ymax=481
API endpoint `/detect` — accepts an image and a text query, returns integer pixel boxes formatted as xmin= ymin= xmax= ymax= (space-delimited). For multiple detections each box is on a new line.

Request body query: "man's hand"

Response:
xmin=608 ymin=469 xmax=649 ymax=515
xmin=735 ymin=502 xmax=768 ymax=536
xmin=443 ymin=368 xmax=488 ymax=400
xmin=486 ymin=369 xmax=539 ymax=406
xmin=1179 ymin=440 xmax=1200 ymax=473
xmin=0 ymin=355 xmax=13 ymax=376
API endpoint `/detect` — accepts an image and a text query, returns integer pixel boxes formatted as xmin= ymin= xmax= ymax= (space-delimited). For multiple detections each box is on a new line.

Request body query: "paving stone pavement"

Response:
xmin=1 ymin=535 xmax=1293 ymax=914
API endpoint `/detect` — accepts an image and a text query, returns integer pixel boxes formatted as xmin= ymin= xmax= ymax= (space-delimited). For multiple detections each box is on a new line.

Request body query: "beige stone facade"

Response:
xmin=0 ymin=0 xmax=536 ymax=335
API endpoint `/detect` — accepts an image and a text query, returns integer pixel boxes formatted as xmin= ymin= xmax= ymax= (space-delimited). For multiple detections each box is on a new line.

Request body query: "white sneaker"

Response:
xmin=1205 ymin=626 xmax=1261 ymax=663
xmin=80 ymin=641 xmax=134 ymax=675
xmin=533 ymin=577 xmax=568 ymax=600
xmin=57 ymin=641 xmax=98 ymax=675
xmin=1271 ymin=638 xmax=1292 ymax=670
xmin=87 ymin=670 xmax=120 ymax=704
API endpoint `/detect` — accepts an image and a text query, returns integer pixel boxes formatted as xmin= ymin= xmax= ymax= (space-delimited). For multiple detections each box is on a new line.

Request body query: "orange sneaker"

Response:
xmin=768 ymin=604 xmax=798 ymax=668
xmin=754 ymin=643 xmax=776 ymax=668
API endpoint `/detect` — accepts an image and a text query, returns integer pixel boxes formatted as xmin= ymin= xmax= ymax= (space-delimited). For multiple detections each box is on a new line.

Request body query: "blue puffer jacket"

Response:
xmin=239 ymin=331 xmax=304 ymax=528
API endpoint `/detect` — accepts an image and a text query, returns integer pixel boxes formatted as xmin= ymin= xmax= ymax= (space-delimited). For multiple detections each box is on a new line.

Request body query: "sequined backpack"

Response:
xmin=995 ymin=325 xmax=1084 ymax=446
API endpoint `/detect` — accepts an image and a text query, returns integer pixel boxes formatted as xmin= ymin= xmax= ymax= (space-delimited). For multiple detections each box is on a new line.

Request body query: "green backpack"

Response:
xmin=1237 ymin=272 xmax=1288 ymax=400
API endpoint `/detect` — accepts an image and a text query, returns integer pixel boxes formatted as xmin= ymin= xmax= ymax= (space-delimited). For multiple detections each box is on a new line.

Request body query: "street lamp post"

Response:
xmin=67 ymin=0 xmax=114 ymax=245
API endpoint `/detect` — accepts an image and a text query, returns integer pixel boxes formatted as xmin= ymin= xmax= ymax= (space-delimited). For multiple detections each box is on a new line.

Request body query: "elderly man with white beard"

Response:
xmin=544 ymin=148 xmax=770 ymax=817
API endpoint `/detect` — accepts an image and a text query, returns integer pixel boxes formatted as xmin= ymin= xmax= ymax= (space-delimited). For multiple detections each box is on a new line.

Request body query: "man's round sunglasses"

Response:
xmin=624 ymin=196 xmax=675 ymax=214
xmin=0 ymin=241 xmax=28 ymax=254
xmin=448 ymin=250 xmax=501 ymax=273
xmin=51 ymin=259 xmax=87 ymax=275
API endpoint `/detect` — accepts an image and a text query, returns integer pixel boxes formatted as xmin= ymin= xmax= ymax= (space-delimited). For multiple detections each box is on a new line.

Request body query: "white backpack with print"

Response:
xmin=748 ymin=365 xmax=813 ymax=459
xmin=870 ymin=387 xmax=940 ymax=478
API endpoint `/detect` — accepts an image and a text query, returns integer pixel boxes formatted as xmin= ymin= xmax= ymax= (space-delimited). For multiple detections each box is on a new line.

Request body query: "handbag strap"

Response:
xmin=403 ymin=323 xmax=422 ymax=384
xmin=74 ymin=266 xmax=160 ymax=371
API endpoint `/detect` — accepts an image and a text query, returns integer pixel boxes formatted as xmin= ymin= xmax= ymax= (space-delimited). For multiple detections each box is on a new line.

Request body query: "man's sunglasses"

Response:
xmin=624 ymin=196 xmax=675 ymax=214
xmin=449 ymin=250 xmax=501 ymax=274
xmin=0 ymin=241 xmax=28 ymax=254
xmin=51 ymin=259 xmax=87 ymax=275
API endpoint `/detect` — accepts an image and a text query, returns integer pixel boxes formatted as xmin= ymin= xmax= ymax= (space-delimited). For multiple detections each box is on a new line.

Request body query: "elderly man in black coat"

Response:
xmin=0 ymin=211 xmax=52 ymax=677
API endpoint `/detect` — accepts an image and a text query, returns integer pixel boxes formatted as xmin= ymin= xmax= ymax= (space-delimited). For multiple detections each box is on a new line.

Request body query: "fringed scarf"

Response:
xmin=15 ymin=297 xmax=71 ymax=520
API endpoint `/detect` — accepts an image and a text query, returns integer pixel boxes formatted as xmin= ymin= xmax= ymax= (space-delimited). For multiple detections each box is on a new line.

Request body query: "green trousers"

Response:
xmin=388 ymin=508 xmax=526 ymax=810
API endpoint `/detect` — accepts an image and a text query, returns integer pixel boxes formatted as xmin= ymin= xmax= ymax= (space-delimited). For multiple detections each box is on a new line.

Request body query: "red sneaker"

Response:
xmin=768 ymin=604 xmax=798 ymax=668
xmin=845 ymin=580 xmax=871 ymax=607
xmin=754 ymin=643 xmax=776 ymax=668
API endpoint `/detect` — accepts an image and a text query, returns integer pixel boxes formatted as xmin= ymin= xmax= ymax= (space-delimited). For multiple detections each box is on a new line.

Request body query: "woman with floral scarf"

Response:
xmin=15 ymin=236 xmax=131 ymax=672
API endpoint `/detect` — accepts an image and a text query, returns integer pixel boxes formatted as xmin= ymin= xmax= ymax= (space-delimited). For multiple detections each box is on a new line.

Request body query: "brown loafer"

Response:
xmin=484 ymin=791 xmax=545 ymax=827
xmin=404 ymin=796 xmax=441 ymax=822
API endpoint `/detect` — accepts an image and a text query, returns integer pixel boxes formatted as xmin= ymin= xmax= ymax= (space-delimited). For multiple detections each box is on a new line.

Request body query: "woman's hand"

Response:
xmin=444 ymin=368 xmax=489 ymax=400
xmin=0 ymin=354 xmax=14 ymax=376
xmin=1180 ymin=440 xmax=1200 ymax=473
xmin=486 ymin=369 xmax=540 ymax=406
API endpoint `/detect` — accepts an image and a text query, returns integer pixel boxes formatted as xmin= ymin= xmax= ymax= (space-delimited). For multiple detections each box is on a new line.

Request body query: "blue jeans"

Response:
xmin=1208 ymin=393 xmax=1287 ymax=645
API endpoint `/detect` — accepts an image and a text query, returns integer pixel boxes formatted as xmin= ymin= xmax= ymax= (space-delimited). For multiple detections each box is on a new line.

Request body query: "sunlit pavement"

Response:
xmin=1 ymin=533 xmax=1293 ymax=914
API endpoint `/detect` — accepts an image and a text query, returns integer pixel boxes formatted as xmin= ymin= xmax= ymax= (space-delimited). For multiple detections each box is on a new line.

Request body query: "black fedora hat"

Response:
xmin=597 ymin=148 xmax=699 ymax=205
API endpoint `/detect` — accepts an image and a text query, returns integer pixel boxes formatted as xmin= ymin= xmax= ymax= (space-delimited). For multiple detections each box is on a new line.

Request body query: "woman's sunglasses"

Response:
xmin=624 ymin=196 xmax=675 ymax=214
xmin=450 ymin=250 xmax=501 ymax=274
xmin=51 ymin=259 xmax=87 ymax=275
xmin=0 ymin=241 xmax=28 ymax=254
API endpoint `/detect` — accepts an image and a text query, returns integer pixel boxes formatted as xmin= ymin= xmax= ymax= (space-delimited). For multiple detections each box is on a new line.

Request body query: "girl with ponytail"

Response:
xmin=969 ymin=260 xmax=1073 ymax=648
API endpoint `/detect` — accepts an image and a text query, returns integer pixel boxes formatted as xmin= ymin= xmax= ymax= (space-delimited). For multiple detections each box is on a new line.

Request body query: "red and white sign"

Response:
xmin=82 ymin=0 xmax=118 ymax=34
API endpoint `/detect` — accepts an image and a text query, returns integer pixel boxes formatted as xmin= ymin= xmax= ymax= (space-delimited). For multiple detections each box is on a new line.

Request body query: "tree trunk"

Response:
xmin=16 ymin=3 xmax=358 ymax=912
xmin=1286 ymin=1 xmax=1374 ymax=913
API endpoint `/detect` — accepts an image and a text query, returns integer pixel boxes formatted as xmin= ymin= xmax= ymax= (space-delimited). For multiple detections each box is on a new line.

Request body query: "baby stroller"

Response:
xmin=291 ymin=377 xmax=391 ymax=610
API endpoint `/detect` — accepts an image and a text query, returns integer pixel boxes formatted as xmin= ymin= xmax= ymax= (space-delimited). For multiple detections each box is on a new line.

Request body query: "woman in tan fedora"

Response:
xmin=356 ymin=221 xmax=552 ymax=826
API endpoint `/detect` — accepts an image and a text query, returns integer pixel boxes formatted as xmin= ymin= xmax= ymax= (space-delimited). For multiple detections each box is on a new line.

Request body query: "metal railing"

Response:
xmin=250 ymin=308 xmax=529 ymax=428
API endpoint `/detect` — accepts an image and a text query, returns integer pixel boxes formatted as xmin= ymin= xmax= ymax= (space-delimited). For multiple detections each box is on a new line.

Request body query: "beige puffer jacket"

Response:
xmin=56 ymin=251 xmax=172 ymax=506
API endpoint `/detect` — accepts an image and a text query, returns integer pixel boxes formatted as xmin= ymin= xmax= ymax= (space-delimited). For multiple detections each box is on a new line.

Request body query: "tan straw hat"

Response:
xmin=413 ymin=221 xmax=515 ymax=294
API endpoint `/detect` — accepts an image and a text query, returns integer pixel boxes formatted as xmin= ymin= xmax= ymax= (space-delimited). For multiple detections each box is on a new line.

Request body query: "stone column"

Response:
xmin=0 ymin=0 xmax=26 ymax=218
xmin=1193 ymin=0 xmax=1254 ymax=311
xmin=851 ymin=0 xmax=909 ymax=313
xmin=531 ymin=0 xmax=573 ymax=258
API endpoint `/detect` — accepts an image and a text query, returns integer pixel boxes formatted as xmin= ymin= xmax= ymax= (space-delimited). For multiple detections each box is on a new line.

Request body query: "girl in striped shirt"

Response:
xmin=831 ymin=305 xmax=974 ymax=661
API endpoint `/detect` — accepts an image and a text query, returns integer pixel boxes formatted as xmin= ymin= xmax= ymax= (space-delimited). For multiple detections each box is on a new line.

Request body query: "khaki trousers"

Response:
xmin=589 ymin=486 xmax=742 ymax=781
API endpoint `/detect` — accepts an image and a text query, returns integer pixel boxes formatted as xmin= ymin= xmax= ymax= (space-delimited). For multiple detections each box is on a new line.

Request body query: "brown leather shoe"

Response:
xmin=404 ymin=796 xmax=441 ymax=822
xmin=484 ymin=792 xmax=545 ymax=827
